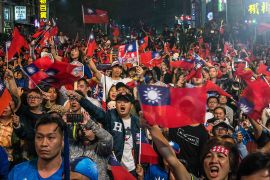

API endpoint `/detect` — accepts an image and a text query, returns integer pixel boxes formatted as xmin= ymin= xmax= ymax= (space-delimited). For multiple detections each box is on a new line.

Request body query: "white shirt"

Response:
xmin=121 ymin=118 xmax=135 ymax=172
xmin=100 ymin=74 xmax=132 ymax=101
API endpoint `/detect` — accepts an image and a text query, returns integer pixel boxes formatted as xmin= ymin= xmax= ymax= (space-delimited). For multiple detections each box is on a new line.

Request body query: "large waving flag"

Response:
xmin=118 ymin=42 xmax=139 ymax=65
xmin=0 ymin=80 xmax=12 ymax=116
xmin=8 ymin=27 xmax=29 ymax=61
xmin=140 ymin=51 xmax=162 ymax=67
xmin=138 ymin=85 xmax=207 ymax=128
xmin=42 ymin=61 xmax=81 ymax=88
xmin=108 ymin=155 xmax=136 ymax=180
xmin=238 ymin=79 xmax=270 ymax=120
xmin=82 ymin=6 xmax=109 ymax=24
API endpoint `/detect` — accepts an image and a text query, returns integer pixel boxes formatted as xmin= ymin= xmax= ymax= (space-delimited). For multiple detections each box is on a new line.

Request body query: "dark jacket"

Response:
xmin=79 ymin=97 xmax=141 ymax=163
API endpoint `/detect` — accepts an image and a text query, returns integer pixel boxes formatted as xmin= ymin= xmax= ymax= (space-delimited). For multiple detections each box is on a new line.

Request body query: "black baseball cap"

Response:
xmin=115 ymin=93 xmax=134 ymax=103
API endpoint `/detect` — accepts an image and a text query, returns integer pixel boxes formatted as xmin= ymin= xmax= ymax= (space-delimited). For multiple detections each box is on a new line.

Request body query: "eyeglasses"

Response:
xmin=27 ymin=96 xmax=41 ymax=100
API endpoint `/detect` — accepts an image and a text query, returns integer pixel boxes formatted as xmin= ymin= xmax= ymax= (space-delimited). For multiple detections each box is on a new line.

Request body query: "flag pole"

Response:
xmin=139 ymin=128 xmax=142 ymax=165
xmin=6 ymin=42 xmax=9 ymax=69
xmin=136 ymin=40 xmax=140 ymax=66
xmin=262 ymin=75 xmax=270 ymax=87
xmin=20 ymin=67 xmax=43 ymax=92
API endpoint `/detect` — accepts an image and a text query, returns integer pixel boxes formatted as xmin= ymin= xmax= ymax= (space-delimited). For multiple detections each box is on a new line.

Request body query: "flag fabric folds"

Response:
xmin=138 ymin=85 xmax=207 ymax=128
xmin=138 ymin=133 xmax=158 ymax=164
xmin=82 ymin=6 xmax=109 ymax=24
xmin=140 ymin=51 xmax=162 ymax=67
xmin=257 ymin=63 xmax=270 ymax=77
xmin=8 ymin=27 xmax=29 ymax=61
xmin=170 ymin=58 xmax=194 ymax=70
xmin=108 ymin=155 xmax=136 ymax=180
xmin=86 ymin=33 xmax=97 ymax=57
xmin=139 ymin=36 xmax=149 ymax=51
xmin=204 ymin=80 xmax=232 ymax=98
xmin=0 ymin=80 xmax=12 ymax=116
xmin=238 ymin=79 xmax=270 ymax=120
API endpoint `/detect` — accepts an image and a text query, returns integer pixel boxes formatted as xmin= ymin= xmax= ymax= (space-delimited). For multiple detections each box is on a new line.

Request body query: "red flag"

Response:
xmin=32 ymin=29 xmax=45 ymax=38
xmin=170 ymin=58 xmax=194 ymax=70
xmin=0 ymin=80 xmax=12 ymax=116
xmin=235 ymin=68 xmax=254 ymax=81
xmin=141 ymin=143 xmax=158 ymax=164
xmin=109 ymin=156 xmax=136 ymax=180
xmin=8 ymin=27 xmax=29 ymax=61
xmin=112 ymin=26 xmax=120 ymax=37
xmin=139 ymin=36 xmax=149 ymax=51
xmin=138 ymin=85 xmax=207 ymax=128
xmin=33 ymin=56 xmax=54 ymax=70
xmin=43 ymin=61 xmax=81 ymax=88
xmin=82 ymin=6 xmax=109 ymax=24
xmin=257 ymin=63 xmax=270 ymax=77
xmin=39 ymin=27 xmax=58 ymax=47
xmin=140 ymin=51 xmax=162 ymax=67
xmin=204 ymin=80 xmax=232 ymax=98
xmin=86 ymin=33 xmax=97 ymax=57
xmin=239 ymin=79 xmax=270 ymax=120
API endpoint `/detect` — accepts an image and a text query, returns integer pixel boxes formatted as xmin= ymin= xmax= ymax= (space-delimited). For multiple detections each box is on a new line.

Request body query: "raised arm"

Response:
xmin=140 ymin=112 xmax=191 ymax=180
xmin=88 ymin=59 xmax=102 ymax=81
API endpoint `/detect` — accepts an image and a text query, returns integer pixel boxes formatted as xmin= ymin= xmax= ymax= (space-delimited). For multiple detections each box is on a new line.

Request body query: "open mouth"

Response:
xmin=209 ymin=166 xmax=219 ymax=178
xmin=120 ymin=107 xmax=126 ymax=113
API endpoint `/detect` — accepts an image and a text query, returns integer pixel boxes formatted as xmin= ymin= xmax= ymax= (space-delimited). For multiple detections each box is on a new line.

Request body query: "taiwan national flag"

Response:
xmin=139 ymin=36 xmax=148 ymax=51
xmin=204 ymin=80 xmax=232 ymax=98
xmin=140 ymin=51 xmax=162 ymax=67
xmin=23 ymin=63 xmax=49 ymax=85
xmin=0 ymin=79 xmax=12 ymax=116
xmin=82 ymin=6 xmax=109 ymax=24
xmin=8 ymin=27 xmax=29 ymax=61
xmin=238 ymin=79 xmax=270 ymax=120
xmin=169 ymin=58 xmax=194 ymax=70
xmin=43 ymin=61 xmax=81 ymax=88
xmin=138 ymin=85 xmax=207 ymax=128
xmin=118 ymin=42 xmax=138 ymax=60
xmin=137 ymin=133 xmax=158 ymax=164
xmin=257 ymin=63 xmax=270 ymax=77
xmin=108 ymin=155 xmax=136 ymax=180
xmin=86 ymin=33 xmax=97 ymax=57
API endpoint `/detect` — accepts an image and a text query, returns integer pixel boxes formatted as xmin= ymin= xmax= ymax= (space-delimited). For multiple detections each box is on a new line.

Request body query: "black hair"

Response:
xmin=207 ymin=96 xmax=219 ymax=104
xmin=35 ymin=113 xmax=65 ymax=136
xmin=78 ymin=78 xmax=88 ymax=86
xmin=214 ymin=106 xmax=227 ymax=115
xmin=237 ymin=152 xmax=270 ymax=179
xmin=27 ymin=88 xmax=42 ymax=96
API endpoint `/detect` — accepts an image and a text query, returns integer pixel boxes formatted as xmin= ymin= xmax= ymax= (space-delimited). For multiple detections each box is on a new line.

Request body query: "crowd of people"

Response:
xmin=0 ymin=18 xmax=270 ymax=180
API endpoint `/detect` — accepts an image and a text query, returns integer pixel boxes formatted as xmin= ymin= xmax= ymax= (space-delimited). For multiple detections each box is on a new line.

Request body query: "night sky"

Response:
xmin=52 ymin=0 xmax=191 ymax=37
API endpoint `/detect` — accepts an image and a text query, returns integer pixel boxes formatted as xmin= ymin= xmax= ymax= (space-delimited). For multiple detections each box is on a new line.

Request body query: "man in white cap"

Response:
xmin=89 ymin=60 xmax=132 ymax=103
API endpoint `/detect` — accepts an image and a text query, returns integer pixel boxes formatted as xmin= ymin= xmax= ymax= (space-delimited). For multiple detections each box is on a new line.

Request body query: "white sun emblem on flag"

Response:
xmin=90 ymin=34 xmax=94 ymax=40
xmin=143 ymin=87 xmax=162 ymax=104
xmin=154 ymin=53 xmax=160 ymax=59
xmin=240 ymin=103 xmax=251 ymax=114
xmin=0 ymin=83 xmax=4 ymax=91
xmin=87 ymin=8 xmax=94 ymax=14
xmin=127 ymin=45 xmax=133 ymax=51
xmin=27 ymin=67 xmax=36 ymax=74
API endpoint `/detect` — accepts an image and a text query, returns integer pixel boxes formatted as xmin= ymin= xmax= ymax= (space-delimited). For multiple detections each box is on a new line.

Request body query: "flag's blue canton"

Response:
xmin=238 ymin=98 xmax=254 ymax=115
xmin=125 ymin=42 xmax=137 ymax=52
xmin=0 ymin=79 xmax=6 ymax=97
xmin=24 ymin=64 xmax=39 ymax=76
xmin=267 ymin=66 xmax=270 ymax=72
xmin=139 ymin=39 xmax=145 ymax=45
xmin=138 ymin=85 xmax=170 ymax=106
xmin=108 ymin=155 xmax=120 ymax=166
xmin=45 ymin=68 xmax=59 ymax=76
xmin=152 ymin=52 xmax=160 ymax=59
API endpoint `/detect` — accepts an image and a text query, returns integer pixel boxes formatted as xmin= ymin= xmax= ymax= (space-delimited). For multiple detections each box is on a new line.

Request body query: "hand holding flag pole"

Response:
xmin=20 ymin=67 xmax=43 ymax=92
